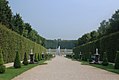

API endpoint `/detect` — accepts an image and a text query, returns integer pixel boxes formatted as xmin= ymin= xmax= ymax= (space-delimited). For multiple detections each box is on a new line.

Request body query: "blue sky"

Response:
xmin=9 ymin=0 xmax=119 ymax=40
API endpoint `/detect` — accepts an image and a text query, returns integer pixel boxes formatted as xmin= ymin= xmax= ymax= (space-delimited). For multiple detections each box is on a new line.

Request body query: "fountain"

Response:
xmin=57 ymin=46 xmax=60 ymax=55
xmin=64 ymin=48 xmax=67 ymax=54
xmin=48 ymin=48 xmax=51 ymax=54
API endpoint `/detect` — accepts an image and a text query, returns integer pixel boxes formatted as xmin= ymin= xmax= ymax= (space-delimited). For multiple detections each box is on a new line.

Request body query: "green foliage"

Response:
xmin=38 ymin=53 xmax=40 ymax=61
xmin=77 ymin=10 xmax=119 ymax=47
xmin=102 ymin=52 xmax=108 ymax=66
xmin=0 ymin=0 xmax=45 ymax=46
xmin=0 ymin=0 xmax=12 ymax=29
xmin=78 ymin=33 xmax=91 ymax=46
xmin=0 ymin=24 xmax=46 ymax=63
xmin=0 ymin=49 xmax=4 ymax=65
xmin=0 ymin=48 xmax=5 ymax=73
xmin=115 ymin=51 xmax=119 ymax=69
xmin=73 ymin=31 xmax=119 ymax=63
xmin=0 ymin=65 xmax=5 ymax=73
xmin=14 ymin=51 xmax=21 ymax=68
xmin=12 ymin=13 xmax=24 ymax=35
xmin=23 ymin=52 xmax=28 ymax=65
xmin=0 ymin=60 xmax=45 ymax=80
xmin=90 ymin=31 xmax=99 ymax=41
xmin=34 ymin=53 xmax=38 ymax=62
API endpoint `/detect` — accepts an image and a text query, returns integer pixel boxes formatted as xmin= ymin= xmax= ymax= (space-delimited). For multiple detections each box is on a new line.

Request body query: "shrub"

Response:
xmin=34 ymin=53 xmax=38 ymax=62
xmin=0 ymin=49 xmax=4 ymax=65
xmin=115 ymin=51 xmax=119 ymax=69
xmin=0 ymin=49 xmax=6 ymax=73
xmin=102 ymin=52 xmax=109 ymax=66
xmin=38 ymin=53 xmax=40 ymax=61
xmin=23 ymin=52 xmax=28 ymax=65
xmin=14 ymin=51 xmax=21 ymax=68
xmin=0 ymin=65 xmax=6 ymax=73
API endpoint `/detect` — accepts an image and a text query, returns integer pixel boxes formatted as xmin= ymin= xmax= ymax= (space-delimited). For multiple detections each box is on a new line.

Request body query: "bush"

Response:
xmin=34 ymin=53 xmax=38 ymax=62
xmin=0 ymin=49 xmax=5 ymax=73
xmin=115 ymin=51 xmax=119 ymax=69
xmin=0 ymin=65 xmax=6 ymax=73
xmin=38 ymin=53 xmax=40 ymax=61
xmin=102 ymin=52 xmax=109 ymax=66
xmin=14 ymin=51 xmax=21 ymax=68
xmin=23 ymin=52 xmax=28 ymax=65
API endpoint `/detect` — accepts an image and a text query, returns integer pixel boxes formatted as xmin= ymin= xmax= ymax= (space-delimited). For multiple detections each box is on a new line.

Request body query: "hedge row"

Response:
xmin=73 ymin=31 xmax=119 ymax=62
xmin=0 ymin=24 xmax=46 ymax=63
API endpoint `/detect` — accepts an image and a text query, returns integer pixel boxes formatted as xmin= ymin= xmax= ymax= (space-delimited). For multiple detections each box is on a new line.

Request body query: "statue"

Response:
xmin=29 ymin=49 xmax=34 ymax=64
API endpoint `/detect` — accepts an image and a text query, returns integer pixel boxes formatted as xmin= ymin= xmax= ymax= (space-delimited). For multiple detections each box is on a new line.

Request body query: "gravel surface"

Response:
xmin=12 ymin=56 xmax=119 ymax=80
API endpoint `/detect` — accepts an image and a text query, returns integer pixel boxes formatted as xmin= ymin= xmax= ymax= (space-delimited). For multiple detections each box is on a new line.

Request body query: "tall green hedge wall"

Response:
xmin=0 ymin=24 xmax=46 ymax=63
xmin=73 ymin=31 xmax=119 ymax=62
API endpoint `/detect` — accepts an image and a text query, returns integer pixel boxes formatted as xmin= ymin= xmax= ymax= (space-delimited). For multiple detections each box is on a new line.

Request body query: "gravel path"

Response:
xmin=12 ymin=56 xmax=119 ymax=80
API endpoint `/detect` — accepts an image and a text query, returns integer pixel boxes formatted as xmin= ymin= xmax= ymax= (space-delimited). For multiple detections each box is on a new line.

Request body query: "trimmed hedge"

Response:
xmin=73 ymin=31 xmax=119 ymax=62
xmin=23 ymin=52 xmax=28 ymax=65
xmin=0 ymin=48 xmax=6 ymax=73
xmin=14 ymin=51 xmax=21 ymax=68
xmin=102 ymin=52 xmax=109 ymax=66
xmin=115 ymin=51 xmax=119 ymax=69
xmin=0 ymin=24 xmax=46 ymax=63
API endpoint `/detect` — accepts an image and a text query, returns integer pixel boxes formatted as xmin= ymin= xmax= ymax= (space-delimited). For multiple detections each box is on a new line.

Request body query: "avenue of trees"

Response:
xmin=77 ymin=10 xmax=119 ymax=46
xmin=73 ymin=9 xmax=119 ymax=64
xmin=0 ymin=0 xmax=45 ymax=46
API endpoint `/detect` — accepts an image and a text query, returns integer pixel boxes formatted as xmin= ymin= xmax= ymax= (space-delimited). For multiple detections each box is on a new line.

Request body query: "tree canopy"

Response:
xmin=0 ymin=0 xmax=45 ymax=46
xmin=77 ymin=9 xmax=119 ymax=46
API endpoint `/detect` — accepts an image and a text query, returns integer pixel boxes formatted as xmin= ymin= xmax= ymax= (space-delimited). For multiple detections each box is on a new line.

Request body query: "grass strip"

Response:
xmin=81 ymin=61 xmax=119 ymax=74
xmin=0 ymin=60 xmax=46 ymax=80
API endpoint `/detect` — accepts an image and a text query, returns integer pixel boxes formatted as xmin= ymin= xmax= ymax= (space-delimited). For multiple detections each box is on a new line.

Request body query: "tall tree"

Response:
xmin=90 ymin=31 xmax=99 ymax=41
xmin=0 ymin=0 xmax=12 ymax=29
xmin=78 ymin=33 xmax=91 ymax=46
xmin=98 ymin=20 xmax=108 ymax=37
xmin=12 ymin=13 xmax=24 ymax=35
xmin=109 ymin=10 xmax=119 ymax=33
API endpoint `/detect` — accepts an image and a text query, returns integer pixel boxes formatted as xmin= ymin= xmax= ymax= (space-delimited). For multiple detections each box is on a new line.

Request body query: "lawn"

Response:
xmin=81 ymin=61 xmax=119 ymax=74
xmin=90 ymin=64 xmax=119 ymax=74
xmin=0 ymin=60 xmax=46 ymax=80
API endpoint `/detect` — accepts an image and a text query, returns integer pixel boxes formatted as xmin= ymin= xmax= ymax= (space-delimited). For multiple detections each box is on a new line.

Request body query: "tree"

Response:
xmin=14 ymin=51 xmax=21 ymax=68
xmin=0 ymin=49 xmax=5 ymax=73
xmin=109 ymin=10 xmax=119 ymax=33
xmin=102 ymin=52 xmax=108 ymax=66
xmin=78 ymin=33 xmax=91 ymax=46
xmin=0 ymin=0 xmax=12 ymax=29
xmin=90 ymin=31 xmax=99 ymax=41
xmin=98 ymin=20 xmax=109 ymax=37
xmin=23 ymin=52 xmax=28 ymax=65
xmin=115 ymin=51 xmax=119 ymax=69
xmin=23 ymin=23 xmax=32 ymax=38
xmin=12 ymin=13 xmax=24 ymax=35
xmin=34 ymin=53 xmax=38 ymax=62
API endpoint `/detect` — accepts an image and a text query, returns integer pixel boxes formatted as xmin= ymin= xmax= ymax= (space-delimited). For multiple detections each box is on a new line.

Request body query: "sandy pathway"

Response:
xmin=12 ymin=56 xmax=119 ymax=80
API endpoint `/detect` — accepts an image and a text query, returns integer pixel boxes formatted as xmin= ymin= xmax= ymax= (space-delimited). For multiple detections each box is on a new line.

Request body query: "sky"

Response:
xmin=9 ymin=0 xmax=119 ymax=40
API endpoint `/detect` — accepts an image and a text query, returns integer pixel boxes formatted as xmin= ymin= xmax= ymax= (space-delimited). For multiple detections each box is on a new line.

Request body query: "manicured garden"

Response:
xmin=0 ymin=44 xmax=53 ymax=80
xmin=0 ymin=60 xmax=46 ymax=80
xmin=66 ymin=50 xmax=119 ymax=74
